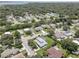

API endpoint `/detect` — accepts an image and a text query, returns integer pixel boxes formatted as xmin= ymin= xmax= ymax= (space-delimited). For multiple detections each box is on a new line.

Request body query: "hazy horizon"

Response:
xmin=0 ymin=1 xmax=79 ymax=5
xmin=0 ymin=1 xmax=29 ymax=5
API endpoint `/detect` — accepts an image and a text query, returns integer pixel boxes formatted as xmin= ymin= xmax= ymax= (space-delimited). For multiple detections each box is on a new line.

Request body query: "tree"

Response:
xmin=75 ymin=30 xmax=79 ymax=38
xmin=0 ymin=47 xmax=4 ymax=57
xmin=61 ymin=39 xmax=78 ymax=53
xmin=63 ymin=25 xmax=70 ymax=31
xmin=47 ymin=28 xmax=55 ymax=36
xmin=32 ymin=19 xmax=35 ymax=23
xmin=0 ymin=34 xmax=14 ymax=47
xmin=13 ymin=31 xmax=21 ymax=39
xmin=28 ymin=40 xmax=37 ymax=49
xmin=42 ymin=51 xmax=48 ymax=57
xmin=14 ymin=41 xmax=22 ymax=48
xmin=25 ymin=31 xmax=32 ymax=35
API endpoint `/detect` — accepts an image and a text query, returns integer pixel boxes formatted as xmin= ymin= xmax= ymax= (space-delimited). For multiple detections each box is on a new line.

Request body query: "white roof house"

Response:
xmin=35 ymin=27 xmax=43 ymax=31
xmin=4 ymin=32 xmax=12 ymax=35
xmin=49 ymin=24 xmax=56 ymax=28
xmin=73 ymin=40 xmax=79 ymax=45
xmin=63 ymin=31 xmax=73 ymax=36
xmin=35 ymin=37 xmax=47 ymax=47
xmin=74 ymin=38 xmax=79 ymax=41
xmin=72 ymin=50 xmax=79 ymax=55
xmin=19 ymin=17 xmax=26 ymax=21
xmin=23 ymin=28 xmax=30 ymax=32
xmin=41 ymin=25 xmax=49 ymax=29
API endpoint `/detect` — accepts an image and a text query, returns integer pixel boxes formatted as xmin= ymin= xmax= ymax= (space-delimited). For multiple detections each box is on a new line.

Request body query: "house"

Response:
xmin=49 ymin=24 xmax=56 ymax=28
xmin=47 ymin=47 xmax=63 ymax=58
xmin=41 ymin=25 xmax=49 ymax=29
xmin=35 ymin=27 xmax=43 ymax=32
xmin=6 ymin=14 xmax=15 ymax=22
xmin=72 ymin=38 xmax=79 ymax=45
xmin=18 ymin=16 xmax=26 ymax=22
xmin=73 ymin=40 xmax=79 ymax=45
xmin=55 ymin=31 xmax=66 ymax=39
xmin=4 ymin=32 xmax=12 ymax=35
xmin=74 ymin=38 xmax=79 ymax=41
xmin=41 ymin=30 xmax=49 ymax=36
xmin=23 ymin=28 xmax=30 ymax=32
xmin=72 ymin=20 xmax=79 ymax=24
xmin=55 ymin=30 xmax=73 ymax=40
xmin=72 ymin=50 xmax=79 ymax=55
xmin=35 ymin=37 xmax=47 ymax=47
xmin=1 ymin=48 xmax=19 ymax=58
xmin=11 ymin=53 xmax=25 ymax=58
xmin=63 ymin=31 xmax=73 ymax=36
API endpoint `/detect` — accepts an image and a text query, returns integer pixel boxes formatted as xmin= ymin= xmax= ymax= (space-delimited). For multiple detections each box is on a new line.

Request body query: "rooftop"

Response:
xmin=11 ymin=53 xmax=25 ymax=58
xmin=47 ymin=47 xmax=63 ymax=58
xmin=35 ymin=37 xmax=47 ymax=47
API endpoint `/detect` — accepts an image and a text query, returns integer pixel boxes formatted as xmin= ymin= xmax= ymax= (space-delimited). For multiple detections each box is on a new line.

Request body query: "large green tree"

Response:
xmin=0 ymin=34 xmax=14 ymax=47
xmin=13 ymin=30 xmax=21 ymax=39
xmin=61 ymin=39 xmax=78 ymax=53
xmin=28 ymin=40 xmax=37 ymax=49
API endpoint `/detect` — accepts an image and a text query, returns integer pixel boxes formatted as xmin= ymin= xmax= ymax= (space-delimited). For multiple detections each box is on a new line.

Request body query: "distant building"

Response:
xmin=47 ymin=47 xmax=63 ymax=58
xmin=55 ymin=31 xmax=66 ymax=39
xmin=63 ymin=31 xmax=73 ymax=36
xmin=73 ymin=40 xmax=79 ymax=45
xmin=23 ymin=28 xmax=30 ymax=32
xmin=49 ymin=24 xmax=56 ymax=28
xmin=74 ymin=38 xmax=79 ymax=41
xmin=4 ymin=32 xmax=12 ymax=35
xmin=72 ymin=50 xmax=79 ymax=55
xmin=72 ymin=20 xmax=79 ymax=24
xmin=55 ymin=30 xmax=73 ymax=39
xmin=11 ymin=53 xmax=25 ymax=58
xmin=35 ymin=37 xmax=47 ymax=48
xmin=16 ymin=16 xmax=26 ymax=22
xmin=6 ymin=14 xmax=15 ymax=22
xmin=41 ymin=25 xmax=49 ymax=29
xmin=35 ymin=27 xmax=43 ymax=32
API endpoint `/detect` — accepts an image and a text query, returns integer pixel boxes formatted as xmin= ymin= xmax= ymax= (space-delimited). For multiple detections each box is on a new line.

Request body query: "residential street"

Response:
xmin=21 ymin=35 xmax=35 ymax=57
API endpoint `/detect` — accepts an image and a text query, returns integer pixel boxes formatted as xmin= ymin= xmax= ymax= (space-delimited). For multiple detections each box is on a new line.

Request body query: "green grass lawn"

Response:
xmin=45 ymin=36 xmax=55 ymax=49
xmin=57 ymin=43 xmax=67 ymax=53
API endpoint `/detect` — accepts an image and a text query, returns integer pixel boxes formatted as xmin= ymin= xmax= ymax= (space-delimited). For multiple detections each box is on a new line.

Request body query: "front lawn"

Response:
xmin=45 ymin=36 xmax=55 ymax=49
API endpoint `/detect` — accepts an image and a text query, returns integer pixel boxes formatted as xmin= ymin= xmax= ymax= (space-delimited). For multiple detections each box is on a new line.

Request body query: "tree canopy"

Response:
xmin=61 ymin=39 xmax=78 ymax=53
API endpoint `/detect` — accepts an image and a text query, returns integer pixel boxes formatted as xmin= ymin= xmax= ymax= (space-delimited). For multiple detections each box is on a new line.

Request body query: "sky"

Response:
xmin=0 ymin=0 xmax=79 ymax=2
